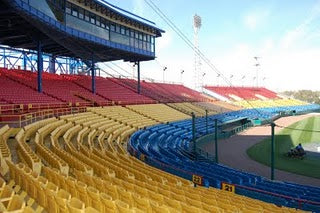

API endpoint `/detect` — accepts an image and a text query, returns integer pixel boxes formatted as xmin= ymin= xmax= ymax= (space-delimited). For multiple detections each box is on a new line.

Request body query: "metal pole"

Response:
xmin=91 ymin=56 xmax=95 ymax=94
xmin=49 ymin=55 xmax=56 ymax=74
xmin=271 ymin=122 xmax=275 ymax=180
xmin=215 ymin=119 xmax=218 ymax=163
xmin=192 ymin=112 xmax=196 ymax=161
xmin=3 ymin=48 xmax=6 ymax=68
xmin=23 ymin=51 xmax=27 ymax=71
xmin=137 ymin=61 xmax=141 ymax=94
xmin=205 ymin=109 xmax=208 ymax=134
xmin=37 ymin=40 xmax=43 ymax=93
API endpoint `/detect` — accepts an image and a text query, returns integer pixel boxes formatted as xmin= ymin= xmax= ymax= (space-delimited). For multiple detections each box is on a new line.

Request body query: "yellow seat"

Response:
xmin=117 ymin=187 xmax=134 ymax=207
xmin=0 ymin=177 xmax=6 ymax=190
xmin=67 ymin=197 xmax=85 ymax=213
xmin=133 ymin=185 xmax=148 ymax=198
xmin=158 ymin=187 xmax=171 ymax=197
xmin=84 ymin=207 xmax=100 ymax=213
xmin=103 ymin=183 xmax=118 ymax=200
xmin=150 ymin=201 xmax=170 ymax=213
xmin=22 ymin=206 xmax=35 ymax=213
xmin=148 ymin=191 xmax=164 ymax=205
xmin=133 ymin=195 xmax=151 ymax=212
xmin=100 ymin=193 xmax=116 ymax=213
xmin=186 ymin=197 xmax=202 ymax=209
xmin=0 ymin=185 xmax=14 ymax=200
xmin=76 ymin=181 xmax=89 ymax=206
xmin=34 ymin=182 xmax=46 ymax=208
xmin=66 ymin=176 xmax=77 ymax=197
xmin=115 ymin=200 xmax=133 ymax=213
xmin=55 ymin=189 xmax=71 ymax=213
xmin=87 ymin=186 xmax=103 ymax=212
xmin=7 ymin=195 xmax=26 ymax=211
xmin=170 ymin=192 xmax=186 ymax=203
xmin=164 ymin=197 xmax=181 ymax=210
xmin=181 ymin=201 xmax=203 ymax=213
xmin=201 ymin=203 xmax=223 ymax=213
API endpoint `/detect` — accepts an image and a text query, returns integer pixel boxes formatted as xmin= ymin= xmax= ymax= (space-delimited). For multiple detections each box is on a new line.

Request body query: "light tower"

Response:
xmin=254 ymin=56 xmax=260 ymax=87
xmin=193 ymin=14 xmax=202 ymax=91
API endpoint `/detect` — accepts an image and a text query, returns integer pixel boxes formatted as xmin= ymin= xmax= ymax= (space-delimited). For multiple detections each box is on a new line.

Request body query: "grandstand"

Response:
xmin=0 ymin=0 xmax=320 ymax=212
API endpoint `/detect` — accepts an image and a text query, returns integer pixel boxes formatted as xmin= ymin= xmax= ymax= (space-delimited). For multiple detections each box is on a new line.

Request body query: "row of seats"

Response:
xmin=0 ymin=176 xmax=27 ymax=212
xmin=234 ymin=99 xmax=308 ymax=109
xmin=0 ymin=125 xmax=11 ymax=175
xmin=113 ymin=78 xmax=211 ymax=103
xmin=0 ymin=71 xmax=60 ymax=104
xmin=167 ymin=102 xmax=217 ymax=117
xmin=6 ymin=160 xmax=99 ymax=213
xmin=2 ymin=104 xmax=315 ymax=212
xmin=0 ymin=68 xmax=214 ymax=107
xmin=68 ymin=75 xmax=156 ymax=105
xmin=205 ymin=86 xmax=278 ymax=100
xmin=21 ymin=110 xmax=288 ymax=212
xmin=128 ymin=105 xmax=320 ymax=212
xmin=126 ymin=104 xmax=190 ymax=123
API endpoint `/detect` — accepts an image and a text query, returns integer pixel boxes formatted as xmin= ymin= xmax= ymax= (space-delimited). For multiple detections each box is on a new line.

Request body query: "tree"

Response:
xmin=281 ymin=90 xmax=320 ymax=104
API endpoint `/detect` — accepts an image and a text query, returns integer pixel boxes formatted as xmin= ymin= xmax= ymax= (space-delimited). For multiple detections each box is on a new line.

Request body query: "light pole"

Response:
xmin=230 ymin=74 xmax=234 ymax=85
xmin=241 ymin=75 xmax=246 ymax=87
xmin=180 ymin=69 xmax=185 ymax=84
xmin=254 ymin=56 xmax=260 ymax=87
xmin=217 ymin=74 xmax=220 ymax=86
xmin=163 ymin=66 xmax=167 ymax=83
xmin=202 ymin=72 xmax=206 ymax=90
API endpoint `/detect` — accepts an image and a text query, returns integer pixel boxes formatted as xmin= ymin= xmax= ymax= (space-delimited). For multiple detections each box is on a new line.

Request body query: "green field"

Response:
xmin=247 ymin=116 xmax=320 ymax=179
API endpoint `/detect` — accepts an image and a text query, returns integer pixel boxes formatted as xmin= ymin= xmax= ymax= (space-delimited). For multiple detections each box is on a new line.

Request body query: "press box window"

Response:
xmin=71 ymin=5 xmax=78 ymax=17
xmin=96 ymin=16 xmax=100 ymax=27
xmin=84 ymin=11 xmax=90 ymax=22
xmin=90 ymin=13 xmax=96 ymax=24
xmin=101 ymin=18 xmax=106 ymax=28
xmin=110 ymin=24 xmax=115 ymax=32
xmin=78 ymin=8 xmax=84 ymax=19
xmin=66 ymin=2 xmax=71 ymax=14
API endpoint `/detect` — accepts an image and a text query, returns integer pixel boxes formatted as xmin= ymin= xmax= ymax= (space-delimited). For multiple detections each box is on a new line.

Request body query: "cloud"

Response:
xmin=133 ymin=0 xmax=145 ymax=16
xmin=157 ymin=31 xmax=172 ymax=51
xmin=281 ymin=0 xmax=320 ymax=48
xmin=243 ymin=10 xmax=270 ymax=31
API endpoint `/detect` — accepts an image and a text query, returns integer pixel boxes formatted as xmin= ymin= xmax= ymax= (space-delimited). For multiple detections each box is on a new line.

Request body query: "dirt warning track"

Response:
xmin=201 ymin=113 xmax=320 ymax=187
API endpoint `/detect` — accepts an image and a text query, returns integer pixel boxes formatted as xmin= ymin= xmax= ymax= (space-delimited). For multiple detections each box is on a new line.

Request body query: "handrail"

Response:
xmin=235 ymin=183 xmax=320 ymax=206
xmin=0 ymin=106 xmax=87 ymax=127
xmin=128 ymin=125 xmax=320 ymax=211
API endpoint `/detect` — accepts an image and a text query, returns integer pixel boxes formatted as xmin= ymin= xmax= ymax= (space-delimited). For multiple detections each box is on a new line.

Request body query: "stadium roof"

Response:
xmin=0 ymin=0 xmax=164 ymax=62
xmin=94 ymin=0 xmax=164 ymax=36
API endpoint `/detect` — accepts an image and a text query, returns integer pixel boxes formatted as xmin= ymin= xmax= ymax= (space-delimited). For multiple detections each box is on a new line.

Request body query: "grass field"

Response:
xmin=247 ymin=116 xmax=320 ymax=179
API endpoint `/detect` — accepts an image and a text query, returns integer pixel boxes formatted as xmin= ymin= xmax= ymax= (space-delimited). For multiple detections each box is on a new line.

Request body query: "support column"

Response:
xmin=205 ymin=110 xmax=208 ymax=134
xmin=49 ymin=55 xmax=56 ymax=74
xmin=91 ymin=57 xmax=95 ymax=94
xmin=214 ymin=119 xmax=218 ymax=163
xmin=37 ymin=40 xmax=43 ymax=93
xmin=3 ymin=48 xmax=6 ymax=69
xmin=192 ymin=112 xmax=196 ymax=161
xmin=136 ymin=61 xmax=141 ymax=94
xmin=23 ymin=51 xmax=27 ymax=71
xmin=271 ymin=122 xmax=275 ymax=180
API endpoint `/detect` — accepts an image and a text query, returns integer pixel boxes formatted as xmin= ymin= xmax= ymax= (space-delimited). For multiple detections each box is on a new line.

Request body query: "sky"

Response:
xmin=102 ymin=0 xmax=320 ymax=92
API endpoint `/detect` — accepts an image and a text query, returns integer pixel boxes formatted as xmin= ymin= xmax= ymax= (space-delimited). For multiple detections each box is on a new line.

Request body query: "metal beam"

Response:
xmin=91 ymin=56 xmax=96 ymax=94
xmin=136 ymin=61 xmax=141 ymax=94
xmin=37 ymin=40 xmax=43 ymax=93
